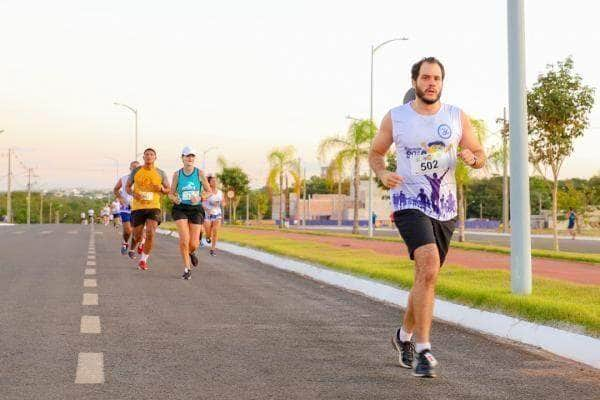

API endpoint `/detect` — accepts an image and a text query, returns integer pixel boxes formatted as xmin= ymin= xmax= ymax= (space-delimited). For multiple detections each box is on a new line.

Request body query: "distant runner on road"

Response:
xmin=114 ymin=161 xmax=140 ymax=256
xmin=126 ymin=148 xmax=170 ymax=271
xmin=369 ymin=57 xmax=486 ymax=378
xmin=204 ymin=175 xmax=225 ymax=257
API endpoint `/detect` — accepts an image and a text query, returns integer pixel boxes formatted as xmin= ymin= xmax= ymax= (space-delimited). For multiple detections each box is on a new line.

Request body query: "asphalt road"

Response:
xmin=294 ymin=225 xmax=600 ymax=254
xmin=1 ymin=224 xmax=599 ymax=399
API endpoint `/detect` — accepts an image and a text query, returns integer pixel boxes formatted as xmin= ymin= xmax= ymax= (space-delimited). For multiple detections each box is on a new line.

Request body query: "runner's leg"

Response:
xmin=175 ymin=219 xmax=192 ymax=267
xmin=410 ymin=243 xmax=440 ymax=346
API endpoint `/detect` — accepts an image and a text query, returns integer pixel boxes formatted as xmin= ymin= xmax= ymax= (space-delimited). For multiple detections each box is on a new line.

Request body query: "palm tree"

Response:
xmin=319 ymin=119 xmax=376 ymax=234
xmin=325 ymin=153 xmax=346 ymax=226
xmin=266 ymin=146 xmax=300 ymax=228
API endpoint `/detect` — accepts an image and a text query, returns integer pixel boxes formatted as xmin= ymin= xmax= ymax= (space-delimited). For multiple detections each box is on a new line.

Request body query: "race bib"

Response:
xmin=409 ymin=152 xmax=450 ymax=176
xmin=181 ymin=190 xmax=200 ymax=202
xmin=140 ymin=192 xmax=154 ymax=201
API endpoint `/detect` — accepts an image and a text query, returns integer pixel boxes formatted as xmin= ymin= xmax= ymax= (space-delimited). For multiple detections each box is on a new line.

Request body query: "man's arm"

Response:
xmin=369 ymin=111 xmax=403 ymax=188
xmin=113 ymin=179 xmax=122 ymax=200
xmin=458 ymin=110 xmax=486 ymax=169
xmin=160 ymin=169 xmax=171 ymax=194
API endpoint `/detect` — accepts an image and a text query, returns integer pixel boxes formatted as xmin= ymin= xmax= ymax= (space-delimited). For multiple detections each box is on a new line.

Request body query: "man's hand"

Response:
xmin=132 ymin=191 xmax=143 ymax=200
xmin=459 ymin=149 xmax=477 ymax=167
xmin=378 ymin=171 xmax=404 ymax=188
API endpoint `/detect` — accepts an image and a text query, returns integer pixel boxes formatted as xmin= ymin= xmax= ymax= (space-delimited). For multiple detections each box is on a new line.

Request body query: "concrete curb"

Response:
xmin=156 ymin=229 xmax=600 ymax=369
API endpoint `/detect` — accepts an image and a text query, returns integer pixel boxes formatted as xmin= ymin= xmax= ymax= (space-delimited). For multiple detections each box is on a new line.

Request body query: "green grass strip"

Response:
xmin=217 ymin=228 xmax=600 ymax=337
xmin=222 ymin=224 xmax=600 ymax=265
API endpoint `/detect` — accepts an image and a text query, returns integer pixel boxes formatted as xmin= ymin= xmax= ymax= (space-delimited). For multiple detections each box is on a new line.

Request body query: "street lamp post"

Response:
xmin=201 ymin=146 xmax=218 ymax=171
xmin=368 ymin=37 xmax=409 ymax=237
xmin=114 ymin=102 xmax=138 ymax=161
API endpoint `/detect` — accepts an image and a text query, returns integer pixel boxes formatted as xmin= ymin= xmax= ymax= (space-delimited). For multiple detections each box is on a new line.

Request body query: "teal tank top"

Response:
xmin=177 ymin=168 xmax=202 ymax=205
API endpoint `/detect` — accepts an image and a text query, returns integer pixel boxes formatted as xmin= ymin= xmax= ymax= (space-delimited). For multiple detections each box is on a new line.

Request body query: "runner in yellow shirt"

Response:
xmin=126 ymin=148 xmax=170 ymax=271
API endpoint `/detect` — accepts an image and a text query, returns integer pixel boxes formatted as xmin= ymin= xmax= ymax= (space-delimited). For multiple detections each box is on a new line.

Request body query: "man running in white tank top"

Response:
xmin=369 ymin=57 xmax=486 ymax=378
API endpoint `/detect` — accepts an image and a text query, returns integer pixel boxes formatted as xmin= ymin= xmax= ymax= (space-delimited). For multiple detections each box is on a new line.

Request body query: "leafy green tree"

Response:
xmin=319 ymin=119 xmax=376 ymax=234
xmin=217 ymin=166 xmax=249 ymax=222
xmin=528 ymin=57 xmax=595 ymax=250
xmin=557 ymin=182 xmax=586 ymax=214
xmin=266 ymin=146 xmax=300 ymax=228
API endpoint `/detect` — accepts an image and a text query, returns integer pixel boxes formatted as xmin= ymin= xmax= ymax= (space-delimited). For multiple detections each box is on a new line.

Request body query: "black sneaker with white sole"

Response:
xmin=182 ymin=269 xmax=192 ymax=280
xmin=413 ymin=350 xmax=438 ymax=378
xmin=391 ymin=330 xmax=414 ymax=369
xmin=209 ymin=249 xmax=216 ymax=257
xmin=189 ymin=252 xmax=198 ymax=267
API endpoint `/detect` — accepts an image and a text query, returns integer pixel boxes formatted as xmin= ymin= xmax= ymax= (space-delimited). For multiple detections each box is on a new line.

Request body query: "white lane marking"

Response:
xmin=80 ymin=315 xmax=101 ymax=334
xmin=40 ymin=230 xmax=53 ymax=235
xmin=83 ymin=279 xmax=97 ymax=288
xmin=88 ymin=255 xmax=96 ymax=260
xmin=75 ymin=353 xmax=104 ymax=384
xmin=84 ymin=268 xmax=96 ymax=275
xmin=82 ymin=293 xmax=98 ymax=305
xmin=86 ymin=261 xmax=96 ymax=266
xmin=94 ymin=232 xmax=103 ymax=235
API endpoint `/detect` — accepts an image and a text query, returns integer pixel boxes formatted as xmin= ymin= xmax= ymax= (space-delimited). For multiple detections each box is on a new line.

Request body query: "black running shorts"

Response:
xmin=131 ymin=208 xmax=162 ymax=228
xmin=393 ymin=209 xmax=456 ymax=266
xmin=171 ymin=204 xmax=205 ymax=225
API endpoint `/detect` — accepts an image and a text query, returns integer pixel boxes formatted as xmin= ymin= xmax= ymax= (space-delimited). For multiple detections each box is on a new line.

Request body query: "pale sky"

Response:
xmin=1 ymin=0 xmax=599 ymax=190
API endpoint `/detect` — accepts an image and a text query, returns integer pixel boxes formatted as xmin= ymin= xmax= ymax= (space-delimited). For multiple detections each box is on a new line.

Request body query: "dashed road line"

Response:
xmin=75 ymin=353 xmax=104 ymax=384
xmin=84 ymin=268 xmax=96 ymax=275
xmin=82 ymin=293 xmax=98 ymax=305
xmin=83 ymin=279 xmax=97 ymax=288
xmin=86 ymin=261 xmax=96 ymax=266
xmin=88 ymin=255 xmax=96 ymax=260
xmin=80 ymin=316 xmax=101 ymax=334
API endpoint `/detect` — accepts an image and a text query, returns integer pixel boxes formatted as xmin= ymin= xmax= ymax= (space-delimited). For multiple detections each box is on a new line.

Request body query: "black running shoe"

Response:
xmin=391 ymin=330 xmax=414 ymax=369
xmin=206 ymin=238 xmax=211 ymax=244
xmin=128 ymin=250 xmax=136 ymax=259
xmin=209 ymin=249 xmax=216 ymax=257
xmin=182 ymin=269 xmax=192 ymax=280
xmin=413 ymin=350 xmax=438 ymax=378
xmin=189 ymin=252 xmax=198 ymax=267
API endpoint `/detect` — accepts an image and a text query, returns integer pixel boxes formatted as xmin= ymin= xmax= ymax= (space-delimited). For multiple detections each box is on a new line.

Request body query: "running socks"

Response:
xmin=140 ymin=252 xmax=149 ymax=262
xmin=415 ymin=342 xmax=431 ymax=353
xmin=399 ymin=327 xmax=413 ymax=342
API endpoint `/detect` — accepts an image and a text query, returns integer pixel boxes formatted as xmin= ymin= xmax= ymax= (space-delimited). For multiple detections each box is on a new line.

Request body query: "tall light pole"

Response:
xmin=507 ymin=0 xmax=532 ymax=294
xmin=201 ymin=146 xmax=218 ymax=170
xmin=368 ymin=37 xmax=409 ymax=237
xmin=114 ymin=102 xmax=138 ymax=161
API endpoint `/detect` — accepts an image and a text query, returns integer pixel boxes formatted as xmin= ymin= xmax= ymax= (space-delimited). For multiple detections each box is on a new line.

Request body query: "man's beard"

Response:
xmin=415 ymin=86 xmax=442 ymax=105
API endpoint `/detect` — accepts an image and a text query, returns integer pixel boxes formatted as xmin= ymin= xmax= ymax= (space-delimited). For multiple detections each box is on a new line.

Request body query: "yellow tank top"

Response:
xmin=129 ymin=166 xmax=168 ymax=211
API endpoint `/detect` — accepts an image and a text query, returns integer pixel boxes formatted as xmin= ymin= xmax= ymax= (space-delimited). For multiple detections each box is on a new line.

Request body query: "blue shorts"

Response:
xmin=120 ymin=212 xmax=132 ymax=223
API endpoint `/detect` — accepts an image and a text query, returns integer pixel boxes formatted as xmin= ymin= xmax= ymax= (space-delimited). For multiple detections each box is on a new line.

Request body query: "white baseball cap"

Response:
xmin=181 ymin=146 xmax=197 ymax=156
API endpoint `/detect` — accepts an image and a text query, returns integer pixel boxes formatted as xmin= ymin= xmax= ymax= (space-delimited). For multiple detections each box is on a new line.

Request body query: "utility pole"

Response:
xmin=49 ymin=202 xmax=53 ymax=224
xmin=246 ymin=192 xmax=250 ymax=224
xmin=507 ymin=0 xmax=532 ymax=295
xmin=302 ymin=166 xmax=307 ymax=226
xmin=27 ymin=168 xmax=32 ymax=224
xmin=6 ymin=148 xmax=12 ymax=223
xmin=497 ymin=107 xmax=510 ymax=233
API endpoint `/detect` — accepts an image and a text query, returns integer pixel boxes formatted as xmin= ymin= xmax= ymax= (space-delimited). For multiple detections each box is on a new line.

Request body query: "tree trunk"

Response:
xmin=279 ymin=173 xmax=283 ymax=228
xmin=552 ymin=176 xmax=559 ymax=251
xmin=457 ymin=184 xmax=466 ymax=242
xmin=285 ymin=175 xmax=290 ymax=227
xmin=337 ymin=179 xmax=342 ymax=226
xmin=352 ymin=155 xmax=360 ymax=234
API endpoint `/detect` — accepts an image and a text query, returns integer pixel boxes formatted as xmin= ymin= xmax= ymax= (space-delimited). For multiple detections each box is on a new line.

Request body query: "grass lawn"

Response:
xmin=216 ymin=227 xmax=600 ymax=337
xmin=221 ymin=224 xmax=600 ymax=265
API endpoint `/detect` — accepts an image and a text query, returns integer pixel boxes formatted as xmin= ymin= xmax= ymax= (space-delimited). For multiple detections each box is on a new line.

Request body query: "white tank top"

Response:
xmin=390 ymin=102 xmax=462 ymax=221
xmin=119 ymin=174 xmax=133 ymax=211
xmin=207 ymin=190 xmax=223 ymax=215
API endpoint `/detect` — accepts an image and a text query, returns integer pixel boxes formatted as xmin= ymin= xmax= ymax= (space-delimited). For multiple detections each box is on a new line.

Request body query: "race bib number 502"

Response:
xmin=409 ymin=153 xmax=449 ymax=176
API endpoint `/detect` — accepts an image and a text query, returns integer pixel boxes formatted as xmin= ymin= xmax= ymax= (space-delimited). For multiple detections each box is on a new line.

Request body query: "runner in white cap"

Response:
xmin=168 ymin=146 xmax=211 ymax=280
